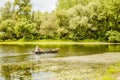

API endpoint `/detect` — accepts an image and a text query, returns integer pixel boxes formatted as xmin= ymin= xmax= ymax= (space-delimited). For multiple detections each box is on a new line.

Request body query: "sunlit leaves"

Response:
xmin=105 ymin=30 xmax=120 ymax=42
xmin=14 ymin=18 xmax=36 ymax=39
xmin=0 ymin=32 xmax=5 ymax=40
xmin=40 ymin=13 xmax=59 ymax=39
xmin=14 ymin=0 xmax=32 ymax=19
xmin=57 ymin=0 xmax=91 ymax=10
xmin=0 ymin=0 xmax=120 ymax=41
xmin=0 ymin=20 xmax=16 ymax=39
xmin=0 ymin=1 xmax=13 ymax=20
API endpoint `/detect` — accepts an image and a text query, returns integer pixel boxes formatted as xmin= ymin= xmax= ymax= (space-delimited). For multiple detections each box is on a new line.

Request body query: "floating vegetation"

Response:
xmin=0 ymin=54 xmax=119 ymax=80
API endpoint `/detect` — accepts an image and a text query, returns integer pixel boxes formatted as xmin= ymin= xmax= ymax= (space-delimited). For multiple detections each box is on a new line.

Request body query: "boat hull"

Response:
xmin=34 ymin=49 xmax=60 ymax=54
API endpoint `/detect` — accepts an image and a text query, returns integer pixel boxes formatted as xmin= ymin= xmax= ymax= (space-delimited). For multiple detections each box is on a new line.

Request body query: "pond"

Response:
xmin=0 ymin=44 xmax=120 ymax=80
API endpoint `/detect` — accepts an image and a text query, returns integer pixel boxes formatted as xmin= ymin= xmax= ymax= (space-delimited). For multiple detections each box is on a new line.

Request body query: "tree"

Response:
xmin=0 ymin=32 xmax=5 ymax=41
xmin=31 ymin=11 xmax=42 ymax=31
xmin=0 ymin=20 xmax=16 ymax=39
xmin=0 ymin=1 xmax=13 ymax=20
xmin=67 ymin=4 xmax=92 ymax=40
xmin=105 ymin=30 xmax=120 ymax=42
xmin=56 ymin=10 xmax=69 ymax=39
xmin=14 ymin=18 xmax=36 ymax=40
xmin=57 ymin=0 xmax=91 ymax=10
xmin=104 ymin=0 xmax=120 ymax=31
xmin=40 ymin=13 xmax=59 ymax=39
xmin=14 ymin=0 xmax=32 ymax=19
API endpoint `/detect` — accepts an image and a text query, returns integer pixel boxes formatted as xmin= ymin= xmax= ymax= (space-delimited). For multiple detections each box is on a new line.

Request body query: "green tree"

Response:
xmin=0 ymin=20 xmax=16 ymax=39
xmin=0 ymin=1 xmax=13 ymax=20
xmin=32 ymin=11 xmax=42 ymax=31
xmin=14 ymin=0 xmax=32 ymax=19
xmin=40 ymin=13 xmax=59 ymax=39
xmin=105 ymin=30 xmax=120 ymax=42
xmin=14 ymin=18 xmax=36 ymax=40
xmin=67 ymin=4 xmax=92 ymax=40
xmin=57 ymin=0 xmax=91 ymax=10
xmin=56 ymin=10 xmax=69 ymax=39
xmin=0 ymin=32 xmax=5 ymax=41
xmin=31 ymin=11 xmax=43 ymax=39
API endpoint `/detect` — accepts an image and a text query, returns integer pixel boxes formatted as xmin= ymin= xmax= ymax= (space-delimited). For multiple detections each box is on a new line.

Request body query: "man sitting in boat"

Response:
xmin=34 ymin=45 xmax=60 ymax=54
xmin=34 ymin=45 xmax=43 ymax=54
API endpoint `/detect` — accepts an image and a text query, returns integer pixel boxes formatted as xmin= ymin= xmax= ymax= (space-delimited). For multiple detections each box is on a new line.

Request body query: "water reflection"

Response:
xmin=0 ymin=60 xmax=111 ymax=80
xmin=0 ymin=64 xmax=32 ymax=80
xmin=32 ymin=71 xmax=56 ymax=80
xmin=0 ymin=63 xmax=56 ymax=80
xmin=0 ymin=44 xmax=120 ymax=62
xmin=108 ymin=45 xmax=120 ymax=52
xmin=57 ymin=44 xmax=108 ymax=57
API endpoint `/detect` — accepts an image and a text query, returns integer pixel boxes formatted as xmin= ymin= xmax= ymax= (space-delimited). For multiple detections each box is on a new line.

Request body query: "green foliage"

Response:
xmin=0 ymin=1 xmax=13 ymax=20
xmin=68 ymin=4 xmax=92 ymax=40
xmin=40 ymin=13 xmax=59 ymax=39
xmin=101 ymin=63 xmax=120 ymax=80
xmin=0 ymin=20 xmax=16 ymax=39
xmin=56 ymin=10 xmax=69 ymax=39
xmin=31 ymin=11 xmax=42 ymax=30
xmin=102 ymin=76 xmax=115 ymax=80
xmin=14 ymin=18 xmax=36 ymax=40
xmin=14 ymin=0 xmax=32 ymax=19
xmin=105 ymin=30 xmax=120 ymax=42
xmin=57 ymin=0 xmax=91 ymax=10
xmin=0 ymin=32 xmax=5 ymax=40
xmin=66 ymin=0 xmax=120 ymax=41
xmin=0 ymin=0 xmax=120 ymax=42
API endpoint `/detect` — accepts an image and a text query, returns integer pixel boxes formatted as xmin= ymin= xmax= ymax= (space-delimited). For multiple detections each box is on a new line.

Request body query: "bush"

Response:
xmin=0 ymin=32 xmax=5 ymax=41
xmin=105 ymin=30 xmax=120 ymax=42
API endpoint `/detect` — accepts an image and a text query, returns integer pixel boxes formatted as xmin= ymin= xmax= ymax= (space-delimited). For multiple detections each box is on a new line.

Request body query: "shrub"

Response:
xmin=0 ymin=32 xmax=5 ymax=41
xmin=105 ymin=30 xmax=120 ymax=42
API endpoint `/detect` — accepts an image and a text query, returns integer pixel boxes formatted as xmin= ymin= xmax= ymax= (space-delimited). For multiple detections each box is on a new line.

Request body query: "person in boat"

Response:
xmin=34 ymin=45 xmax=59 ymax=54
xmin=34 ymin=45 xmax=40 ymax=54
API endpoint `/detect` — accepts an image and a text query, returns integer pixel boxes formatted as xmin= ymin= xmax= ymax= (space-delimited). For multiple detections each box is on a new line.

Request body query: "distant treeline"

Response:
xmin=0 ymin=0 xmax=120 ymax=42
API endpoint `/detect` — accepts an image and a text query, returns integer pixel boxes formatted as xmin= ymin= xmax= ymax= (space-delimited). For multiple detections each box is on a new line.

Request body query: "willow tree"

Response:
xmin=56 ymin=10 xmax=69 ymax=39
xmin=39 ymin=13 xmax=59 ymax=39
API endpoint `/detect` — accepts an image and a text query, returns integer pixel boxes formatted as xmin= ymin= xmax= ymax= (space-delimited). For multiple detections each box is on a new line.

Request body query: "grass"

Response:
xmin=0 ymin=39 xmax=118 ymax=45
xmin=101 ymin=63 xmax=120 ymax=80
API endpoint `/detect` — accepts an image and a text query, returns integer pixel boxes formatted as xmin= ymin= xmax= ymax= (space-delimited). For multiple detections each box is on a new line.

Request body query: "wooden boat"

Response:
xmin=44 ymin=48 xmax=60 ymax=53
xmin=33 ymin=45 xmax=60 ymax=54
xmin=33 ymin=48 xmax=60 ymax=54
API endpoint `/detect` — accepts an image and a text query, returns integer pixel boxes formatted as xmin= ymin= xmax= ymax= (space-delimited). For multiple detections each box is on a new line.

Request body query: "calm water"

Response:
xmin=0 ymin=44 xmax=120 ymax=80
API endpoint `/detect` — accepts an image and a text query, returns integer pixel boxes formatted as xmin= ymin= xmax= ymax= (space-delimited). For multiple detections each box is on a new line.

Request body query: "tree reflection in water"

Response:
xmin=0 ymin=62 xmax=55 ymax=80
xmin=1 ymin=64 xmax=32 ymax=80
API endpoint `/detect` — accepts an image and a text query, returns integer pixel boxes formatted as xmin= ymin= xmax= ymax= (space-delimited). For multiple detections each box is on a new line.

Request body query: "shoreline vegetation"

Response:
xmin=0 ymin=0 xmax=120 ymax=43
xmin=0 ymin=40 xmax=120 ymax=45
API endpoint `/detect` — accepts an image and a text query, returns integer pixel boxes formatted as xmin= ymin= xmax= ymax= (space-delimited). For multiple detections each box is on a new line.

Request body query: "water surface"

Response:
xmin=0 ymin=44 xmax=120 ymax=80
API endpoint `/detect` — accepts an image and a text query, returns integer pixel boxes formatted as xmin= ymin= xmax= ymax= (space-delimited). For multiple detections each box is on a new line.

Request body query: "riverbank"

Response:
xmin=0 ymin=40 xmax=120 ymax=45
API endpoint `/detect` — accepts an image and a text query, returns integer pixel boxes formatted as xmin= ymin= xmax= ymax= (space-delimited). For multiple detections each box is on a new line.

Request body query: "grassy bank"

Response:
xmin=0 ymin=39 xmax=120 ymax=45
